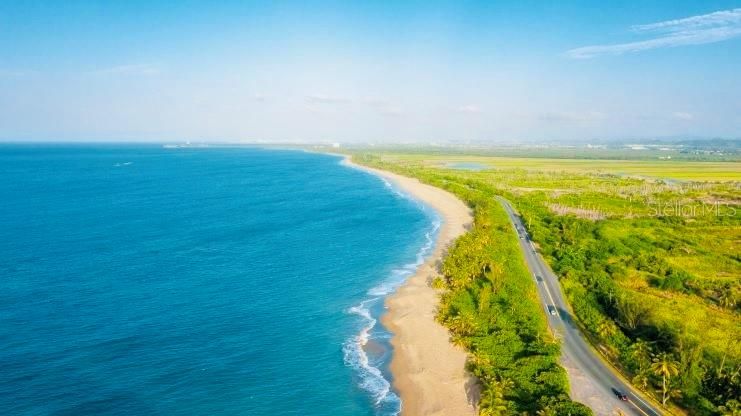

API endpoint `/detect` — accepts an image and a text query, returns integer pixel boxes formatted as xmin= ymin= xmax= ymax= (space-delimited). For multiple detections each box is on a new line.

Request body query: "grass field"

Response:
xmin=381 ymin=154 xmax=741 ymax=181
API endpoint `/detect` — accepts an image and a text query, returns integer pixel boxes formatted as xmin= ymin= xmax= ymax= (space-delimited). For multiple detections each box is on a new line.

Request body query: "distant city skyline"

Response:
xmin=1 ymin=1 xmax=740 ymax=142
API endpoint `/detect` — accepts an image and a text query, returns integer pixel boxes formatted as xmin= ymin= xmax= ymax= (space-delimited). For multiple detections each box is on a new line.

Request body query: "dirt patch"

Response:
xmin=548 ymin=203 xmax=607 ymax=220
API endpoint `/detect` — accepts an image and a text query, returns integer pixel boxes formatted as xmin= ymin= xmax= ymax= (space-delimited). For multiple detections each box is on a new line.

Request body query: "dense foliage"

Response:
xmin=521 ymin=202 xmax=740 ymax=415
xmin=353 ymin=151 xmax=740 ymax=416
xmin=356 ymin=154 xmax=592 ymax=415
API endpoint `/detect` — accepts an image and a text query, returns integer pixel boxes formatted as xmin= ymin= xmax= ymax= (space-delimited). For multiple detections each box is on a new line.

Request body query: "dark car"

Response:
xmin=616 ymin=391 xmax=628 ymax=401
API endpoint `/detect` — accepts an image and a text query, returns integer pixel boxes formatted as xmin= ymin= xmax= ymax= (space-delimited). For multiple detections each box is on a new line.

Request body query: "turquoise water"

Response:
xmin=0 ymin=145 xmax=438 ymax=415
xmin=445 ymin=162 xmax=488 ymax=171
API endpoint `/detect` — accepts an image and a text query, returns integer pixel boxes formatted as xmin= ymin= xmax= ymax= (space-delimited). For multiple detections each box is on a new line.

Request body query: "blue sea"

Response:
xmin=0 ymin=145 xmax=438 ymax=415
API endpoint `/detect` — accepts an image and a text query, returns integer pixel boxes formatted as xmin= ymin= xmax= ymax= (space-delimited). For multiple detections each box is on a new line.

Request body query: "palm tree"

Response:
xmin=718 ymin=290 xmax=737 ymax=309
xmin=651 ymin=352 xmax=681 ymax=405
xmin=479 ymin=386 xmax=507 ymax=416
xmin=495 ymin=378 xmax=514 ymax=394
xmin=630 ymin=339 xmax=652 ymax=372
xmin=666 ymin=385 xmax=682 ymax=404
xmin=615 ymin=295 xmax=648 ymax=330
xmin=479 ymin=403 xmax=507 ymax=416
xmin=467 ymin=354 xmax=493 ymax=381
xmin=479 ymin=377 xmax=514 ymax=416
xmin=717 ymin=399 xmax=741 ymax=416
xmin=448 ymin=314 xmax=478 ymax=336
xmin=632 ymin=372 xmax=650 ymax=391
xmin=536 ymin=406 xmax=556 ymax=416
xmin=597 ymin=320 xmax=615 ymax=340
xmin=486 ymin=261 xmax=504 ymax=283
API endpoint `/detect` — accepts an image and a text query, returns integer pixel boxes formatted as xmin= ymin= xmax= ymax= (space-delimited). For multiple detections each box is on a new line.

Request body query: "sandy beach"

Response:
xmin=343 ymin=156 xmax=476 ymax=416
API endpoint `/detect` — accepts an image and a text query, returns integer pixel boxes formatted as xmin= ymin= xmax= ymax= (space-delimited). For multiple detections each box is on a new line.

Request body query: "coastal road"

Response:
xmin=496 ymin=197 xmax=663 ymax=416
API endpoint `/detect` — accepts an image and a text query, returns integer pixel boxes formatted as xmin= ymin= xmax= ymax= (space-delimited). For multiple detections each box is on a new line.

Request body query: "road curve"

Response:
xmin=496 ymin=197 xmax=663 ymax=416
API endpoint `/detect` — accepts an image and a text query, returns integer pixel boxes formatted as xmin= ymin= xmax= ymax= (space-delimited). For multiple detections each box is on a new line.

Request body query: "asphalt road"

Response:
xmin=496 ymin=197 xmax=663 ymax=416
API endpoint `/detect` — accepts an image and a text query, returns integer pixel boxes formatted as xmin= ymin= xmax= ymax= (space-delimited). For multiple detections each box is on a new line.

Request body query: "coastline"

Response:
xmin=342 ymin=156 xmax=477 ymax=416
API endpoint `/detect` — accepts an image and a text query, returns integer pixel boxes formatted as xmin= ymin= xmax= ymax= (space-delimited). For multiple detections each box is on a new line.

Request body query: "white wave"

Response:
xmin=367 ymin=268 xmax=409 ymax=296
xmin=343 ymin=218 xmax=441 ymax=415
xmin=343 ymin=298 xmax=401 ymax=412
xmin=347 ymin=298 xmax=377 ymax=321
xmin=380 ymin=178 xmax=409 ymax=200
xmin=367 ymin=219 xmax=440 ymax=297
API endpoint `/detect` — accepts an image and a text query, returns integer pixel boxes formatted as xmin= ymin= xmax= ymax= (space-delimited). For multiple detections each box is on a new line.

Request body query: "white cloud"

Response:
xmin=362 ymin=98 xmax=405 ymax=116
xmin=672 ymin=111 xmax=694 ymax=121
xmin=632 ymin=8 xmax=741 ymax=33
xmin=567 ymin=8 xmax=741 ymax=59
xmin=455 ymin=104 xmax=482 ymax=114
xmin=362 ymin=98 xmax=391 ymax=107
xmin=378 ymin=106 xmax=404 ymax=116
xmin=0 ymin=69 xmax=37 ymax=78
xmin=305 ymin=94 xmax=351 ymax=104
xmin=92 ymin=63 xmax=162 ymax=76
xmin=538 ymin=111 xmax=606 ymax=123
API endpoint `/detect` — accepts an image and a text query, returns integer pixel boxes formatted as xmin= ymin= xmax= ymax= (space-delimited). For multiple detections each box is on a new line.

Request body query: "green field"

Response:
xmin=380 ymin=154 xmax=741 ymax=182
xmin=351 ymin=150 xmax=740 ymax=416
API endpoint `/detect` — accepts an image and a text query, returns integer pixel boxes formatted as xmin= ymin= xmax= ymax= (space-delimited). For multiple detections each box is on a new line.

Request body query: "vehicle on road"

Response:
xmin=612 ymin=389 xmax=629 ymax=401
xmin=497 ymin=197 xmax=662 ymax=416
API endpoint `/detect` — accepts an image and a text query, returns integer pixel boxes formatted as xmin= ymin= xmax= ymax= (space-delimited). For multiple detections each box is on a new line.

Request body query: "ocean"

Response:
xmin=0 ymin=145 xmax=438 ymax=415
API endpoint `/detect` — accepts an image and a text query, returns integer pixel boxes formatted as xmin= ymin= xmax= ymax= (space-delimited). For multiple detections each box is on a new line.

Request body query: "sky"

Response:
xmin=1 ymin=1 xmax=740 ymax=143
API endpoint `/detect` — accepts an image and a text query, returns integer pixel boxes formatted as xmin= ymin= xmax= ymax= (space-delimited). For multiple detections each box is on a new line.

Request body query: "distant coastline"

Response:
xmin=341 ymin=155 xmax=477 ymax=416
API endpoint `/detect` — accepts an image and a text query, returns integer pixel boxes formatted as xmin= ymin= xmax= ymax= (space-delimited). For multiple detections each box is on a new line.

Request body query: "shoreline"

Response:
xmin=342 ymin=156 xmax=477 ymax=416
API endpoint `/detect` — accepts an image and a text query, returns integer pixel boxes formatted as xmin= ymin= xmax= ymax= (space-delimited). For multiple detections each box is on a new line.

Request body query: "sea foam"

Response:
xmin=343 ymin=210 xmax=440 ymax=415
xmin=342 ymin=298 xmax=396 ymax=405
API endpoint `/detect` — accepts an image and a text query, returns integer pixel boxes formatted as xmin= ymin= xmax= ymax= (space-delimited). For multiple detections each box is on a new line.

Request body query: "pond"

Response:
xmin=444 ymin=161 xmax=489 ymax=171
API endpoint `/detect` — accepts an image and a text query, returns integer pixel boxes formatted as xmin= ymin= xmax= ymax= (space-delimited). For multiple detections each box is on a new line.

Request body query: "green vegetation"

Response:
xmin=328 ymin=140 xmax=741 ymax=163
xmin=363 ymin=153 xmax=741 ymax=182
xmin=352 ymin=151 xmax=740 ymax=416
xmin=354 ymin=154 xmax=592 ymax=415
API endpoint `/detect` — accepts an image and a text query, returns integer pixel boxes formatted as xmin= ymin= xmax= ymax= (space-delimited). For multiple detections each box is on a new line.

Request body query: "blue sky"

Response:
xmin=1 ymin=1 xmax=740 ymax=142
